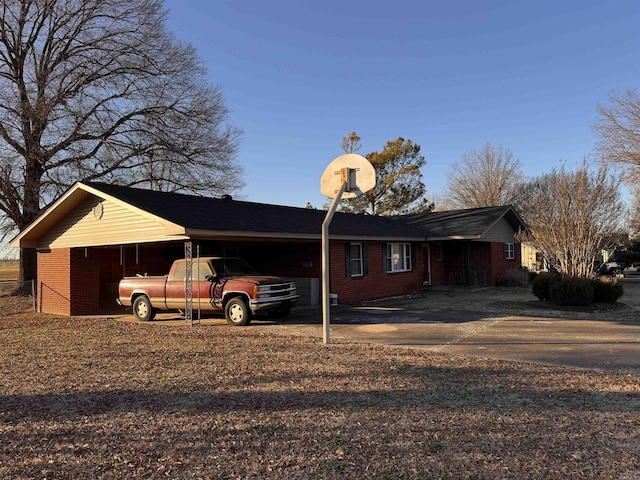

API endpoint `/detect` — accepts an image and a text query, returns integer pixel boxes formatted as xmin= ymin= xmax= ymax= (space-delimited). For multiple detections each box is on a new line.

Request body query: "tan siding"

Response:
xmin=38 ymin=197 xmax=170 ymax=248
xmin=480 ymin=217 xmax=517 ymax=243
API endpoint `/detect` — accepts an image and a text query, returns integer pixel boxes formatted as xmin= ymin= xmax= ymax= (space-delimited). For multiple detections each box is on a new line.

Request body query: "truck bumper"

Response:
xmin=250 ymin=295 xmax=299 ymax=314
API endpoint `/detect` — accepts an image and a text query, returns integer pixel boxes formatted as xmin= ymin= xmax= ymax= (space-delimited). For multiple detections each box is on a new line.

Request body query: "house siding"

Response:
xmin=38 ymin=196 xmax=172 ymax=249
xmin=478 ymin=217 xmax=519 ymax=243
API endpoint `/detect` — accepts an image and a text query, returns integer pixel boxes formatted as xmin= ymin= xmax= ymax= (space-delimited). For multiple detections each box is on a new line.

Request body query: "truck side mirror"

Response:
xmin=205 ymin=274 xmax=217 ymax=282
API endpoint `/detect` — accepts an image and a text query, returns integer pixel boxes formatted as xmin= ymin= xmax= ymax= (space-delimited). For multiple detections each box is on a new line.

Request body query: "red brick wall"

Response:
xmin=490 ymin=242 xmax=521 ymax=285
xmin=37 ymin=248 xmax=105 ymax=316
xmin=38 ymin=248 xmax=71 ymax=315
xmin=329 ymin=241 xmax=423 ymax=304
xmin=70 ymin=248 xmax=100 ymax=315
xmin=424 ymin=241 xmax=521 ymax=287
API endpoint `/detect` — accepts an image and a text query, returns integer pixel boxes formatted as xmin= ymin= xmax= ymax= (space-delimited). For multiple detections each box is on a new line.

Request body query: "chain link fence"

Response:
xmin=0 ymin=279 xmax=36 ymax=312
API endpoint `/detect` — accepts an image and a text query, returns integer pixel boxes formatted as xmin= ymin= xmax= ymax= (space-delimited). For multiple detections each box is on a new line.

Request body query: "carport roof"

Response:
xmin=11 ymin=182 xmax=426 ymax=246
xmin=86 ymin=182 xmax=426 ymax=239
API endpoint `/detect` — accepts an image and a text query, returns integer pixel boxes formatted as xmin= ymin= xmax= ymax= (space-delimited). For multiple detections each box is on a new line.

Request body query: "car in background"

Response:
xmin=600 ymin=262 xmax=624 ymax=275
xmin=625 ymin=262 xmax=640 ymax=273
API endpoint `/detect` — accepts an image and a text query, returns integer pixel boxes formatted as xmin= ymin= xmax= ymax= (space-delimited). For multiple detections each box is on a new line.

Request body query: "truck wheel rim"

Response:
xmin=229 ymin=304 xmax=243 ymax=322
xmin=137 ymin=303 xmax=148 ymax=316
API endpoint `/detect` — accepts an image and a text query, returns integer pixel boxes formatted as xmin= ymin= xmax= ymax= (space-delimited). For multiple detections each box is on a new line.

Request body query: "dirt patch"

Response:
xmin=1 ymin=303 xmax=639 ymax=479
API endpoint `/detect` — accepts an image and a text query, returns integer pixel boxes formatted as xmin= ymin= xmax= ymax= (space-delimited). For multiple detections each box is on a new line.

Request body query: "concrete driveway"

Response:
xmin=318 ymin=307 xmax=640 ymax=373
xmin=114 ymin=305 xmax=640 ymax=374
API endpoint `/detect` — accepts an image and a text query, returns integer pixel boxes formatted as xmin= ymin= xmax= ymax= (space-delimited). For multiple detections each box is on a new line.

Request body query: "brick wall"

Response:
xmin=70 ymin=248 xmax=100 ymax=315
xmin=424 ymin=241 xmax=521 ymax=287
xmin=330 ymin=240 xmax=423 ymax=304
xmin=490 ymin=242 xmax=521 ymax=284
xmin=38 ymin=248 xmax=71 ymax=315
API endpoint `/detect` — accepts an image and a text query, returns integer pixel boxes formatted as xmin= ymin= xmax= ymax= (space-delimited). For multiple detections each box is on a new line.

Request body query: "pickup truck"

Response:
xmin=117 ymin=257 xmax=298 ymax=325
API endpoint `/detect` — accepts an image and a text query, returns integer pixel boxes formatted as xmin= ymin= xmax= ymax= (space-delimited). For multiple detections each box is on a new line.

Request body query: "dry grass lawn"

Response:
xmin=1 ymin=295 xmax=639 ymax=479
xmin=0 ymin=260 xmax=18 ymax=281
xmin=1 ymin=259 xmax=639 ymax=478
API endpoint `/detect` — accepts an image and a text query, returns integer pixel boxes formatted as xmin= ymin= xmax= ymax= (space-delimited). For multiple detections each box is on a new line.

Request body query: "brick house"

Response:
xmin=403 ymin=207 xmax=525 ymax=287
xmin=11 ymin=182 xmax=525 ymax=316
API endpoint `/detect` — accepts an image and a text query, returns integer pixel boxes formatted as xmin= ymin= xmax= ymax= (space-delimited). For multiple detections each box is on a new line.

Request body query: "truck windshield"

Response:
xmin=211 ymin=258 xmax=260 ymax=277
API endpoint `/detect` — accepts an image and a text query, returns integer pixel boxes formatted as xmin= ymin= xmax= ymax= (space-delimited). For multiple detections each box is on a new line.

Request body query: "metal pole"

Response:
xmin=322 ymin=181 xmax=347 ymax=344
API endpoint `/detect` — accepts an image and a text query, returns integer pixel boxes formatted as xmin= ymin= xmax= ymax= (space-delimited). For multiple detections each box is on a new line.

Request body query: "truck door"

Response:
xmin=192 ymin=260 xmax=219 ymax=312
xmin=165 ymin=260 xmax=219 ymax=313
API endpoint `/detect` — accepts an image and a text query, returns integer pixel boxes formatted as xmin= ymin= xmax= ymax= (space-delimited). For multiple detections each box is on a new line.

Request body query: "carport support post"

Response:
xmin=322 ymin=181 xmax=347 ymax=345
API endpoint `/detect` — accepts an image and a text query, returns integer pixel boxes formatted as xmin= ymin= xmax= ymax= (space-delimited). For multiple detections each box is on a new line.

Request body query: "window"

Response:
xmin=436 ymin=243 xmax=443 ymax=261
xmin=504 ymin=243 xmax=515 ymax=260
xmin=385 ymin=243 xmax=412 ymax=273
xmin=345 ymin=243 xmax=367 ymax=277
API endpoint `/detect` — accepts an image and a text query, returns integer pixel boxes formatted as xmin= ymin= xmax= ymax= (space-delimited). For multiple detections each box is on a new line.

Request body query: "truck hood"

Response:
xmin=227 ymin=275 xmax=292 ymax=285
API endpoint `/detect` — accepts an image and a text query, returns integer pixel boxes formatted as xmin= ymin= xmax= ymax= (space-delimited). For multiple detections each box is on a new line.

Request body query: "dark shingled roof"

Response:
xmin=86 ymin=182 xmax=426 ymax=239
xmin=401 ymin=206 xmax=526 ymax=238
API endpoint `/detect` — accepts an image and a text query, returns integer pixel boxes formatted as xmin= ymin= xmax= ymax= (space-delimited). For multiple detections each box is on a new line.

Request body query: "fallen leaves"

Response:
xmin=1 ymin=306 xmax=639 ymax=479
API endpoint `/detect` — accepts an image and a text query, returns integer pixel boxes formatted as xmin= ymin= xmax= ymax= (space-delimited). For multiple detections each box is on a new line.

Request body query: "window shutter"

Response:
xmin=382 ymin=244 xmax=390 ymax=273
xmin=504 ymin=243 xmax=509 ymax=259
xmin=363 ymin=244 xmax=369 ymax=275
xmin=410 ymin=243 xmax=415 ymax=271
xmin=345 ymin=243 xmax=351 ymax=277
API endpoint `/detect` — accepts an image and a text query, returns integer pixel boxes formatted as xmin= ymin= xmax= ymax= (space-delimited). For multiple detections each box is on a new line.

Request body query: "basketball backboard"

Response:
xmin=320 ymin=154 xmax=376 ymax=199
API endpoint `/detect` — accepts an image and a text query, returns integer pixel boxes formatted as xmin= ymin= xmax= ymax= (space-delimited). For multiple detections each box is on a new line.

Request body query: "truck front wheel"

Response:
xmin=133 ymin=296 xmax=156 ymax=322
xmin=225 ymin=298 xmax=251 ymax=326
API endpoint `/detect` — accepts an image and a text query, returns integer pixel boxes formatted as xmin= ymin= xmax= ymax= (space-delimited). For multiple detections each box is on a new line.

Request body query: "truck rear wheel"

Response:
xmin=225 ymin=297 xmax=251 ymax=326
xmin=133 ymin=296 xmax=156 ymax=322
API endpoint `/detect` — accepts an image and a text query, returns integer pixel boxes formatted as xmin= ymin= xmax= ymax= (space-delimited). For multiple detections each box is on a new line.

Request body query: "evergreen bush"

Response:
xmin=549 ymin=277 xmax=594 ymax=306
xmin=591 ymin=278 xmax=624 ymax=304
xmin=497 ymin=269 xmax=530 ymax=287
xmin=531 ymin=272 xmax=560 ymax=300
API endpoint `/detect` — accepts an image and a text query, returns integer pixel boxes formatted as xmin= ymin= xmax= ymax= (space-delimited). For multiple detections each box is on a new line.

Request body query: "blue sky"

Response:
xmin=163 ymin=0 xmax=639 ymax=209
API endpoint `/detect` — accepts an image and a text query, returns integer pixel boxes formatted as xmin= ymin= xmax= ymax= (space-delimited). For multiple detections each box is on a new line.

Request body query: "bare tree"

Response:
xmin=428 ymin=192 xmax=458 ymax=212
xmin=595 ymin=89 xmax=640 ymax=183
xmin=595 ymin=88 xmax=640 ymax=235
xmin=0 ymin=0 xmax=243 ymax=282
xmin=516 ymin=163 xmax=626 ymax=278
xmin=630 ymin=193 xmax=640 ymax=241
xmin=446 ymin=143 xmax=523 ymax=208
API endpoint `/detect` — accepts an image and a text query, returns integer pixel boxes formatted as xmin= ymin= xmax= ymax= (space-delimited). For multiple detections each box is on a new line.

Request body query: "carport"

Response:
xmin=11 ymin=181 xmax=428 ymax=316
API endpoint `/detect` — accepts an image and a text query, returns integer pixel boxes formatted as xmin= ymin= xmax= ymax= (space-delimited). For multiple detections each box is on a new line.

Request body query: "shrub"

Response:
xmin=549 ymin=277 xmax=594 ymax=306
xmin=497 ymin=269 xmax=530 ymax=287
xmin=531 ymin=272 xmax=560 ymax=300
xmin=590 ymin=277 xmax=624 ymax=304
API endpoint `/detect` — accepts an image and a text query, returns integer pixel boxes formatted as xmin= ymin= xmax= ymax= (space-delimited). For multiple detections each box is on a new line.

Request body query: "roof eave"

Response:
xmin=425 ymin=235 xmax=483 ymax=241
xmin=185 ymin=228 xmax=425 ymax=242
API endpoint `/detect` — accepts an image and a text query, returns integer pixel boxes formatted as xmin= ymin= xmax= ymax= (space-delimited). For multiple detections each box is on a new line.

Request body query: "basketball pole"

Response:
xmin=322 ymin=180 xmax=348 ymax=345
